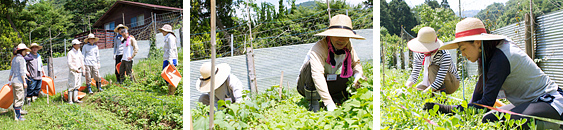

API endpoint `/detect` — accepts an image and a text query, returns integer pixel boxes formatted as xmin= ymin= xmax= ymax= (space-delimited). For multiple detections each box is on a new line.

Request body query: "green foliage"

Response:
xmin=381 ymin=0 xmax=419 ymax=36
xmin=88 ymin=49 xmax=184 ymax=129
xmin=380 ymin=27 xmax=403 ymax=69
xmin=412 ymin=4 xmax=459 ymax=43
xmin=381 ymin=68 xmax=532 ymax=129
xmin=0 ymin=90 xmax=134 ymax=129
xmin=192 ymin=62 xmax=373 ymax=129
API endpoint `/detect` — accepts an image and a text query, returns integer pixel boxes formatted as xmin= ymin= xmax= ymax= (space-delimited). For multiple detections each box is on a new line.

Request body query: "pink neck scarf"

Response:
xmin=326 ymin=36 xmax=353 ymax=78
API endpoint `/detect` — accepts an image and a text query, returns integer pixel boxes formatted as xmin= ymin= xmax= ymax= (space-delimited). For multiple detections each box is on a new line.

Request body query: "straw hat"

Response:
xmin=196 ymin=62 xmax=231 ymax=93
xmin=407 ymin=27 xmax=443 ymax=53
xmin=114 ymin=24 xmax=129 ymax=33
xmin=29 ymin=43 xmax=42 ymax=50
xmin=15 ymin=44 xmax=31 ymax=52
xmin=440 ymin=18 xmax=506 ymax=50
xmin=158 ymin=24 xmax=174 ymax=33
xmin=84 ymin=33 xmax=100 ymax=43
xmin=71 ymin=39 xmax=82 ymax=45
xmin=314 ymin=14 xmax=366 ymax=40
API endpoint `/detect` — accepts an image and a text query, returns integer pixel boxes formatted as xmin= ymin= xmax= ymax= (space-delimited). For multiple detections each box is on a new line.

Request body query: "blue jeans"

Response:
xmin=162 ymin=59 xmax=178 ymax=84
xmin=26 ymin=79 xmax=42 ymax=97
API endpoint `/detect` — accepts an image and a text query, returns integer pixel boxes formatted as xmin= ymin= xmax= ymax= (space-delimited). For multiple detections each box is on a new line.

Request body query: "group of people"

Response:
xmin=8 ymin=24 xmax=178 ymax=121
xmin=406 ymin=18 xmax=563 ymax=129
xmin=194 ymin=14 xmax=367 ymax=113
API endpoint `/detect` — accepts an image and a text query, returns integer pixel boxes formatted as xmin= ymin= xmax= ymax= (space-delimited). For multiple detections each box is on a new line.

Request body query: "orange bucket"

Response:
xmin=78 ymin=86 xmax=87 ymax=92
xmin=0 ymin=84 xmax=14 ymax=109
xmin=161 ymin=64 xmax=182 ymax=88
xmin=63 ymin=90 xmax=86 ymax=101
xmin=494 ymin=100 xmax=505 ymax=108
xmin=41 ymin=76 xmax=56 ymax=96
xmin=90 ymin=78 xmax=109 ymax=87
xmin=116 ymin=62 xmax=121 ymax=74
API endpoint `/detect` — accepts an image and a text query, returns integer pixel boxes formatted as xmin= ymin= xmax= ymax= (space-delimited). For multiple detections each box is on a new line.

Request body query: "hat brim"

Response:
xmin=158 ymin=28 xmax=174 ymax=33
xmin=17 ymin=48 xmax=31 ymax=52
xmin=314 ymin=28 xmax=366 ymax=40
xmin=440 ymin=34 xmax=506 ymax=50
xmin=29 ymin=45 xmax=43 ymax=50
xmin=84 ymin=37 xmax=100 ymax=43
xmin=114 ymin=25 xmax=129 ymax=33
xmin=196 ymin=63 xmax=231 ymax=93
xmin=407 ymin=38 xmax=443 ymax=53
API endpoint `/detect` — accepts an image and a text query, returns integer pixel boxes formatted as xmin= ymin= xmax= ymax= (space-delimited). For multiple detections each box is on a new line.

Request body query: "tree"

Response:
xmin=441 ymin=0 xmax=450 ymax=9
xmin=380 ymin=0 xmax=394 ymax=37
xmin=412 ymin=4 xmax=459 ymax=44
xmin=424 ymin=0 xmax=440 ymax=9
xmin=388 ymin=0 xmax=418 ymax=36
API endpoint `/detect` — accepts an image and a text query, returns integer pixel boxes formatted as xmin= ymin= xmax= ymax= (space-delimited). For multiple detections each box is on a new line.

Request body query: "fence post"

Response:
xmin=64 ymin=38 xmax=67 ymax=56
xmin=346 ymin=9 xmax=348 ymax=16
xmin=246 ymin=47 xmax=258 ymax=98
xmin=525 ymin=13 xmax=533 ymax=59
xmin=231 ymin=34 xmax=234 ymax=57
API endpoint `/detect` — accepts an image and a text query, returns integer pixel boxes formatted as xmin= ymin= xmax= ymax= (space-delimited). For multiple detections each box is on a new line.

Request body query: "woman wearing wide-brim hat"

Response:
xmin=196 ymin=62 xmax=244 ymax=107
xmin=83 ymin=33 xmax=103 ymax=94
xmin=405 ymin=27 xmax=460 ymax=94
xmin=159 ymin=24 xmax=178 ymax=95
xmin=424 ymin=18 xmax=563 ymax=129
xmin=296 ymin=14 xmax=366 ymax=112
xmin=113 ymin=24 xmax=129 ymax=83
xmin=9 ymin=43 xmax=31 ymax=121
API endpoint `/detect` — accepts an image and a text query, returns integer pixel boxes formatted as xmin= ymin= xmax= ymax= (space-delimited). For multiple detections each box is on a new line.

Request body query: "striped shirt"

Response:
xmin=409 ymin=50 xmax=460 ymax=90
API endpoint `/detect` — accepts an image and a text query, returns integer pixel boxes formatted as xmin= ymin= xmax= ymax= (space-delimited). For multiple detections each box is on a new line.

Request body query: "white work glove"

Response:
xmin=113 ymin=55 xmax=116 ymax=60
xmin=326 ymin=102 xmax=337 ymax=111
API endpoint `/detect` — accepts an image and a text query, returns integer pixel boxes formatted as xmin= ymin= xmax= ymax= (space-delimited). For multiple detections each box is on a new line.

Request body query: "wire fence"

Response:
xmin=190 ymin=8 xmax=373 ymax=60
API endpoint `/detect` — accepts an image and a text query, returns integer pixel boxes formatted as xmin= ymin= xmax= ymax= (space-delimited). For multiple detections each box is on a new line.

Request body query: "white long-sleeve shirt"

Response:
xmin=67 ymin=48 xmax=84 ymax=72
xmin=212 ymin=74 xmax=244 ymax=103
xmin=82 ymin=43 xmax=100 ymax=67
xmin=163 ymin=33 xmax=178 ymax=62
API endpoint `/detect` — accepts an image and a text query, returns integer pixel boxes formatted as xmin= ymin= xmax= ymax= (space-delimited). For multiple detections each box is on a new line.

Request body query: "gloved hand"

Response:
xmin=423 ymin=102 xmax=459 ymax=114
xmin=326 ymin=102 xmax=337 ymax=111
xmin=113 ymin=55 xmax=116 ymax=60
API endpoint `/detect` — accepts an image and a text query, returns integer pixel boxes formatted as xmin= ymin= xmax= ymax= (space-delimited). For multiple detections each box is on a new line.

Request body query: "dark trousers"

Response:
xmin=26 ymin=79 xmax=42 ymax=97
xmin=115 ymin=55 xmax=123 ymax=82
xmin=296 ymin=60 xmax=351 ymax=105
xmin=119 ymin=60 xmax=133 ymax=81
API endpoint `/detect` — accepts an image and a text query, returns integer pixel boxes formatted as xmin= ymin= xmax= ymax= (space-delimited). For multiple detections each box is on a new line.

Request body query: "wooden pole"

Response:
xmin=209 ymin=0 xmax=216 ymax=129
xmin=279 ymin=71 xmax=284 ymax=99
xmin=529 ymin=0 xmax=535 ymax=59
xmin=525 ymin=13 xmax=533 ymax=58
xmin=246 ymin=0 xmax=258 ymax=97
xmin=48 ymin=27 xmax=52 ymax=104
xmin=122 ymin=13 xmax=125 ymax=24
xmin=326 ymin=0 xmax=331 ymax=20
xmin=458 ymin=0 xmax=461 ymax=18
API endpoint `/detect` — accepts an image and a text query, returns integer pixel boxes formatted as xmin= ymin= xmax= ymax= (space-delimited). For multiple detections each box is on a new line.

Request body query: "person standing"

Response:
xmin=118 ymin=25 xmax=139 ymax=83
xmin=67 ymin=39 xmax=85 ymax=104
xmin=113 ymin=24 xmax=126 ymax=83
xmin=9 ymin=44 xmax=30 ymax=121
xmin=24 ymin=43 xmax=45 ymax=103
xmin=296 ymin=14 xmax=366 ymax=112
xmin=159 ymin=24 xmax=178 ymax=95
xmin=83 ymin=33 xmax=103 ymax=94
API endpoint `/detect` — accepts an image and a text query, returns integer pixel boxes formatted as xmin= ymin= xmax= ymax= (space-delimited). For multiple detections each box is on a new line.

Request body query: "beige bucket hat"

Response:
xmin=440 ymin=18 xmax=506 ymax=50
xmin=84 ymin=33 xmax=100 ymax=43
xmin=195 ymin=62 xmax=231 ymax=93
xmin=407 ymin=27 xmax=443 ymax=53
xmin=158 ymin=24 xmax=174 ymax=33
xmin=29 ymin=43 xmax=43 ymax=50
xmin=72 ymin=39 xmax=82 ymax=45
xmin=114 ymin=24 xmax=129 ymax=33
xmin=314 ymin=14 xmax=366 ymax=40
xmin=16 ymin=43 xmax=31 ymax=52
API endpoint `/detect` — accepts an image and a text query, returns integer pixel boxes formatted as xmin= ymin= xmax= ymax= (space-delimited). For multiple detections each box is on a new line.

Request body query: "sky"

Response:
xmin=386 ymin=0 xmax=510 ymax=13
